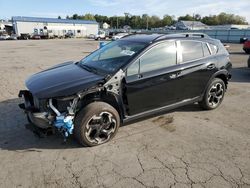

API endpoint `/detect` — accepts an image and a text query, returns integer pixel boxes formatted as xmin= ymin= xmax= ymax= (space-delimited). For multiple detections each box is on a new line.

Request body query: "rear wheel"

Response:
xmin=74 ymin=102 xmax=120 ymax=147
xmin=199 ymin=78 xmax=225 ymax=110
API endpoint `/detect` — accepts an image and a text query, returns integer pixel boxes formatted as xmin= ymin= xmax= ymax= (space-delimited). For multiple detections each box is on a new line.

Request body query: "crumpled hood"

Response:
xmin=26 ymin=61 xmax=105 ymax=99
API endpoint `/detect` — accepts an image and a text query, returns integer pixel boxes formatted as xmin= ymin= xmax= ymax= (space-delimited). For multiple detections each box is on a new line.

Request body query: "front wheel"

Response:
xmin=74 ymin=102 xmax=120 ymax=147
xmin=199 ymin=78 xmax=225 ymax=110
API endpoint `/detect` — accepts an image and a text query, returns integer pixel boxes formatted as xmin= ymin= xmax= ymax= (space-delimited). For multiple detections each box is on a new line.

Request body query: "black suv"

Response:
xmin=19 ymin=33 xmax=232 ymax=146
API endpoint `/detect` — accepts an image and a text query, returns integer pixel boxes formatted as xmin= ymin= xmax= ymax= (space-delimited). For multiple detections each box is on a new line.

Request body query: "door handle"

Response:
xmin=207 ymin=64 xmax=215 ymax=70
xmin=137 ymin=74 xmax=143 ymax=79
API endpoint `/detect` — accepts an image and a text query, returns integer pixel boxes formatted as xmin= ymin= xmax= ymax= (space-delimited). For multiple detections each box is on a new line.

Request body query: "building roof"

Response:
xmin=179 ymin=20 xmax=207 ymax=27
xmin=12 ymin=16 xmax=98 ymax=25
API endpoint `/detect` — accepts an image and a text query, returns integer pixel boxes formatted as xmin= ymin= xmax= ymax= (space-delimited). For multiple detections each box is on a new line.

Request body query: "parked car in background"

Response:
xmin=88 ymin=34 xmax=95 ymax=39
xmin=0 ymin=34 xmax=10 ymax=40
xmin=243 ymin=40 xmax=250 ymax=54
xmin=19 ymin=33 xmax=30 ymax=40
xmin=240 ymin=37 xmax=248 ymax=44
xmin=94 ymin=30 xmax=107 ymax=40
xmin=31 ymin=34 xmax=41 ymax=40
xmin=6 ymin=34 xmax=18 ymax=40
xmin=19 ymin=33 xmax=232 ymax=147
xmin=112 ymin=33 xmax=129 ymax=40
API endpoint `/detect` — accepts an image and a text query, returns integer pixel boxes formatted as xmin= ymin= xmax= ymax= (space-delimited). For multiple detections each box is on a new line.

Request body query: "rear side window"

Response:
xmin=139 ymin=41 xmax=177 ymax=73
xmin=208 ymin=43 xmax=218 ymax=55
xmin=181 ymin=41 xmax=203 ymax=62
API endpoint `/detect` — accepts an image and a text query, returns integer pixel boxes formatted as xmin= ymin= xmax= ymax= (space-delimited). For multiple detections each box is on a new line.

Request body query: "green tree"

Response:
xmin=149 ymin=15 xmax=161 ymax=28
xmin=66 ymin=12 xmax=248 ymax=28
xmin=201 ymin=15 xmax=219 ymax=25
xmin=178 ymin=14 xmax=194 ymax=21
xmin=82 ymin=13 xmax=96 ymax=21
xmin=201 ymin=12 xmax=247 ymax=25
xmin=162 ymin=15 xmax=174 ymax=26
xmin=72 ymin=14 xmax=79 ymax=20
xmin=194 ymin=14 xmax=201 ymax=21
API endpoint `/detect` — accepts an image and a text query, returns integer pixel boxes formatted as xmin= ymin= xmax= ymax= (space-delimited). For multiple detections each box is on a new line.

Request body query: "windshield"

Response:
xmin=79 ymin=40 xmax=146 ymax=74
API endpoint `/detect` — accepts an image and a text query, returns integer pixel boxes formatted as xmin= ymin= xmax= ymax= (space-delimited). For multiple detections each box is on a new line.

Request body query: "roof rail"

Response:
xmin=153 ymin=32 xmax=209 ymax=41
xmin=182 ymin=33 xmax=209 ymax=38
xmin=152 ymin=34 xmax=166 ymax=42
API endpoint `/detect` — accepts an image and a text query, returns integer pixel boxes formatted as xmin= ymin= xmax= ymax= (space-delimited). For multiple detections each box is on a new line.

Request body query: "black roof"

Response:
xmin=120 ymin=34 xmax=164 ymax=43
xmin=121 ymin=33 xmax=216 ymax=44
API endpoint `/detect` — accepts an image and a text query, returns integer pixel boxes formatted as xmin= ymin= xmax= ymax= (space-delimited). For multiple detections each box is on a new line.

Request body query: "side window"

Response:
xmin=181 ymin=41 xmax=203 ymax=62
xmin=140 ymin=41 xmax=177 ymax=73
xmin=127 ymin=60 xmax=139 ymax=76
xmin=208 ymin=43 xmax=218 ymax=55
xmin=203 ymin=43 xmax=211 ymax=57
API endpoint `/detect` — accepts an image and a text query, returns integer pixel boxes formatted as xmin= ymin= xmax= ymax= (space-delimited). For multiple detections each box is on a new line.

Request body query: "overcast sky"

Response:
xmin=0 ymin=0 xmax=249 ymax=22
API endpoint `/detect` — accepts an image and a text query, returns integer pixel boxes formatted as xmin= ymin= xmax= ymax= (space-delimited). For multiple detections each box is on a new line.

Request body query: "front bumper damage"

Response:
xmin=19 ymin=90 xmax=53 ymax=129
xmin=18 ymin=90 xmax=79 ymax=140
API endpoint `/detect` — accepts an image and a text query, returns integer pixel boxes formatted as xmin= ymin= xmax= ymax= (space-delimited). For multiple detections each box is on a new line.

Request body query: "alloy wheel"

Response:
xmin=208 ymin=83 xmax=224 ymax=107
xmin=85 ymin=112 xmax=117 ymax=144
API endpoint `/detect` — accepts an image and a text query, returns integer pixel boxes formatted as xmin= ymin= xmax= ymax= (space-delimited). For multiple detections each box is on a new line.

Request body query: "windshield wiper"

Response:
xmin=80 ymin=64 xmax=98 ymax=74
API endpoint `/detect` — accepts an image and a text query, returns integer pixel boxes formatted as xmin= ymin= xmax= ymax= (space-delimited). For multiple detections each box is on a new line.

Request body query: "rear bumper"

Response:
xmin=18 ymin=90 xmax=53 ymax=129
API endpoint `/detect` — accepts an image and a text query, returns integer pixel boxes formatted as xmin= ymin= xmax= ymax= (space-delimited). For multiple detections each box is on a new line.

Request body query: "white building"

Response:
xmin=102 ymin=22 xmax=110 ymax=29
xmin=0 ymin=22 xmax=4 ymax=32
xmin=12 ymin=16 xmax=99 ymax=38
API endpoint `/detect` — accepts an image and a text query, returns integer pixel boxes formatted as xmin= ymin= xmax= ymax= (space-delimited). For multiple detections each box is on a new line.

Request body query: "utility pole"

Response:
xmin=192 ymin=13 xmax=195 ymax=30
xmin=146 ymin=16 xmax=149 ymax=30
xmin=117 ymin=16 xmax=119 ymax=29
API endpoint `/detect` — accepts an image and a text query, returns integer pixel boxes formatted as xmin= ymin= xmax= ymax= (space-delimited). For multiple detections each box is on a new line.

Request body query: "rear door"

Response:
xmin=176 ymin=40 xmax=218 ymax=100
xmin=125 ymin=41 xmax=183 ymax=115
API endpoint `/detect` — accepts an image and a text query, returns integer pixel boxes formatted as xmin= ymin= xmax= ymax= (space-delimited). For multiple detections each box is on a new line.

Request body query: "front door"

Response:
xmin=125 ymin=41 xmax=181 ymax=115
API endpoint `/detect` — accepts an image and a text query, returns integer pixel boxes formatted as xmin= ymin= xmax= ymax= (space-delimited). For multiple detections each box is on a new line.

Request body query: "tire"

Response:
xmin=74 ymin=102 xmax=120 ymax=147
xmin=199 ymin=78 xmax=225 ymax=110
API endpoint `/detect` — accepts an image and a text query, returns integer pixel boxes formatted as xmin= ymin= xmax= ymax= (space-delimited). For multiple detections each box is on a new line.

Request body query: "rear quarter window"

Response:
xmin=203 ymin=43 xmax=211 ymax=57
xmin=208 ymin=43 xmax=218 ymax=55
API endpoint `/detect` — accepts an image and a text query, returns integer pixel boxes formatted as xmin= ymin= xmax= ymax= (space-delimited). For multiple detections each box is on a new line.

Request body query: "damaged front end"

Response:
xmin=19 ymin=90 xmax=80 ymax=140
xmin=18 ymin=68 xmax=126 ymax=141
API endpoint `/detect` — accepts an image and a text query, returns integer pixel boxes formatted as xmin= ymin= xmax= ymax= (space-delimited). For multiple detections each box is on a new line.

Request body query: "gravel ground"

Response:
xmin=0 ymin=39 xmax=250 ymax=188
